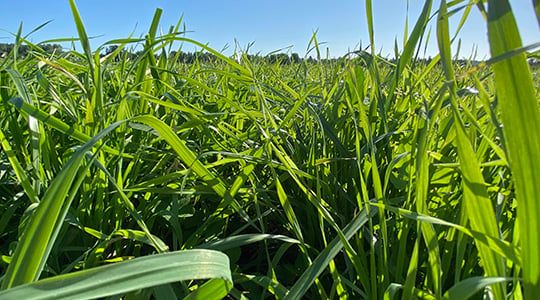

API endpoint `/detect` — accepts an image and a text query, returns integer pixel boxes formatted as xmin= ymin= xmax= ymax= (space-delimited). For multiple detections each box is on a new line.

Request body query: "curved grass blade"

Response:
xmin=129 ymin=115 xmax=250 ymax=224
xmin=370 ymin=202 xmax=521 ymax=266
xmin=130 ymin=115 xmax=228 ymax=197
xmin=8 ymin=97 xmax=130 ymax=158
xmin=0 ymin=121 xmax=125 ymax=289
xmin=388 ymin=0 xmax=433 ymax=109
xmin=487 ymin=1 xmax=540 ymax=298
xmin=444 ymin=277 xmax=514 ymax=300
xmin=0 ymin=250 xmax=232 ymax=300
xmin=88 ymin=155 xmax=168 ymax=252
xmin=414 ymin=105 xmax=442 ymax=299
xmin=396 ymin=0 xmax=433 ymax=77
xmin=196 ymin=234 xmax=300 ymax=251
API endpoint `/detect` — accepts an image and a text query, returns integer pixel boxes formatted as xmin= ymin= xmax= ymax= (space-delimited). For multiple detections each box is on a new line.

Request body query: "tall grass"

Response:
xmin=0 ymin=0 xmax=538 ymax=299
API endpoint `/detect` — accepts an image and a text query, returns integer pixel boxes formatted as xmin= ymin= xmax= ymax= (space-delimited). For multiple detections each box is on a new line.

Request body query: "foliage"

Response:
xmin=0 ymin=0 xmax=539 ymax=299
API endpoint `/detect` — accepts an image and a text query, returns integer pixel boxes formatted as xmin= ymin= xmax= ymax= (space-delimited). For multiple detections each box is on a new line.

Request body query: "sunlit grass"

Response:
xmin=0 ymin=0 xmax=539 ymax=299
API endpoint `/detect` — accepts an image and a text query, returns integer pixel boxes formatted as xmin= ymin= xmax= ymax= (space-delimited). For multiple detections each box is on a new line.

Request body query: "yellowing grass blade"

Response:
xmin=487 ymin=0 xmax=540 ymax=298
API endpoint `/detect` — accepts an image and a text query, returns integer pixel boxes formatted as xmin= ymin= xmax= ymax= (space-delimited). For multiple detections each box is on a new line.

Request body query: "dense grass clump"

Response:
xmin=0 ymin=0 xmax=539 ymax=299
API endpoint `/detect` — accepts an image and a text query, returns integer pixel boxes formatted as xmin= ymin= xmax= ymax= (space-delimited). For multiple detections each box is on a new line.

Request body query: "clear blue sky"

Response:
xmin=0 ymin=0 xmax=538 ymax=59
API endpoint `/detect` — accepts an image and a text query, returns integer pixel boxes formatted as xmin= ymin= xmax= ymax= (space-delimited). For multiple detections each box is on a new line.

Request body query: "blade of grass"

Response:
xmin=284 ymin=207 xmax=376 ymax=299
xmin=0 ymin=121 xmax=124 ymax=289
xmin=8 ymin=97 xmax=130 ymax=158
xmin=0 ymin=128 xmax=39 ymax=203
xmin=388 ymin=0 xmax=433 ymax=110
xmin=414 ymin=101 xmax=442 ymax=299
xmin=487 ymin=0 xmax=540 ymax=298
xmin=68 ymin=0 xmax=94 ymax=76
xmin=370 ymin=202 xmax=521 ymax=266
xmin=0 ymin=250 xmax=232 ymax=300
xmin=196 ymin=234 xmax=300 ymax=251
xmin=444 ymin=277 xmax=514 ymax=300
xmin=438 ymin=2 xmax=506 ymax=299
xmin=5 ymin=69 xmax=43 ymax=194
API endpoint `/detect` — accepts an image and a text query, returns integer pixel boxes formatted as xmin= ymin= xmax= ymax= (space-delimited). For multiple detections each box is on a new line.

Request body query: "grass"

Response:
xmin=0 ymin=0 xmax=539 ymax=299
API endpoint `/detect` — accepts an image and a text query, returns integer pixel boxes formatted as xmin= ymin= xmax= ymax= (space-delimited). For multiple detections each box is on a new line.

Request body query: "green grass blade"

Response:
xmin=365 ymin=0 xmax=375 ymax=54
xmin=196 ymin=234 xmax=300 ymax=251
xmin=8 ymin=97 xmax=129 ymax=158
xmin=68 ymin=0 xmax=94 ymax=76
xmin=444 ymin=277 xmax=513 ymax=300
xmin=0 ymin=121 xmax=124 ymax=289
xmin=129 ymin=115 xmax=251 ymax=223
xmin=386 ymin=0 xmax=432 ymax=110
xmin=413 ymin=89 xmax=441 ymax=299
xmin=284 ymin=207 xmax=375 ymax=299
xmin=5 ymin=70 xmax=43 ymax=193
xmin=148 ymin=8 xmax=162 ymax=42
xmin=130 ymin=115 xmax=227 ymax=197
xmin=402 ymin=236 xmax=421 ymax=300
xmin=0 ymin=128 xmax=39 ymax=203
xmin=487 ymin=1 xmax=540 ymax=298
xmin=274 ymin=173 xmax=304 ymax=242
xmin=397 ymin=0 xmax=433 ymax=77
xmin=438 ymin=2 xmax=506 ymax=299
xmin=183 ymin=278 xmax=233 ymax=300
xmin=0 ymin=250 xmax=232 ymax=300
xmin=88 ymin=156 xmax=168 ymax=252
xmin=371 ymin=202 xmax=521 ymax=267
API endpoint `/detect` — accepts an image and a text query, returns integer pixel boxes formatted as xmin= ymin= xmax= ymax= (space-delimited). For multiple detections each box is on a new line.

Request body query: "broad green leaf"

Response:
xmin=487 ymin=1 xmax=540 ymax=298
xmin=438 ymin=2 xmax=506 ymax=299
xmin=0 ymin=250 xmax=232 ymax=300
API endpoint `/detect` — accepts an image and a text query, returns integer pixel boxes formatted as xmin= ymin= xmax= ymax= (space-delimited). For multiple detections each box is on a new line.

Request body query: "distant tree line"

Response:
xmin=103 ymin=45 xmax=309 ymax=65
xmin=0 ymin=43 xmax=63 ymax=58
xmin=0 ymin=42 xmax=316 ymax=65
xmin=3 ymin=42 xmax=537 ymax=67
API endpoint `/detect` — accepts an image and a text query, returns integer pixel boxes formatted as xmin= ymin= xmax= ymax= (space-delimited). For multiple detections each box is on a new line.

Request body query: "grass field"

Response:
xmin=0 ymin=0 xmax=539 ymax=299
